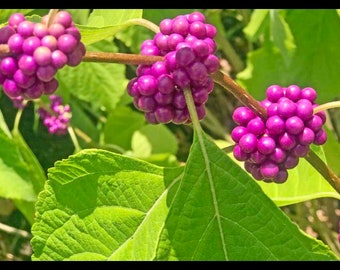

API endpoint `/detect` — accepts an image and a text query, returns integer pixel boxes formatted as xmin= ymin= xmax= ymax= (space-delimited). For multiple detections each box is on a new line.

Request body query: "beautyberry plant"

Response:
xmin=0 ymin=9 xmax=340 ymax=262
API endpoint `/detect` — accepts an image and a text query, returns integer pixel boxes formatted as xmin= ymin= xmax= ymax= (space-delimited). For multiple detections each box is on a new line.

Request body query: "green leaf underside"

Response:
xmin=155 ymin=132 xmax=338 ymax=261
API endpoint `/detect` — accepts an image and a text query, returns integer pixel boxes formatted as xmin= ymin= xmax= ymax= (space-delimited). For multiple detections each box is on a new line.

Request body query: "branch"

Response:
xmin=305 ymin=150 xmax=340 ymax=194
xmin=82 ymin=51 xmax=164 ymax=65
xmin=211 ymin=70 xmax=268 ymax=120
xmin=0 ymin=44 xmax=164 ymax=66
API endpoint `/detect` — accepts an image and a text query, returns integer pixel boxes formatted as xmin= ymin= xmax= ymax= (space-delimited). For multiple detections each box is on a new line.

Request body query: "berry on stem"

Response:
xmin=0 ymin=10 xmax=86 ymax=103
xmin=126 ymin=11 xmax=219 ymax=125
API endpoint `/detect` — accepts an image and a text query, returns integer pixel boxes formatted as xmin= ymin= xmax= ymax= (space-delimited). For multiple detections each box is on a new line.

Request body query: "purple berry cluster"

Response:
xmin=231 ymin=84 xmax=327 ymax=183
xmin=127 ymin=11 xmax=220 ymax=124
xmin=0 ymin=11 xmax=85 ymax=101
xmin=37 ymin=95 xmax=71 ymax=135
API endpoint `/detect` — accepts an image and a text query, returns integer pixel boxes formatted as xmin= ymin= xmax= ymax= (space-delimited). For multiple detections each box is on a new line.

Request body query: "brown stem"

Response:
xmin=82 ymin=51 xmax=164 ymax=65
xmin=0 ymin=44 xmax=164 ymax=66
xmin=211 ymin=70 xmax=268 ymax=120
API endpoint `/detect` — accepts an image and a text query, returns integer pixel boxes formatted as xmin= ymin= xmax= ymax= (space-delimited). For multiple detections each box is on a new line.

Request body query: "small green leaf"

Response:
xmin=132 ymin=124 xmax=179 ymax=157
xmin=269 ymin=9 xmax=296 ymax=66
xmin=87 ymin=9 xmax=143 ymax=27
xmin=104 ymin=107 xmax=146 ymax=152
xmin=79 ymin=9 xmax=143 ymax=45
xmin=243 ymin=9 xmax=269 ymax=41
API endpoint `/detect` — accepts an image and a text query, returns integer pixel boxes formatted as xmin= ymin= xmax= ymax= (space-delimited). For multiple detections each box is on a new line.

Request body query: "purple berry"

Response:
xmin=257 ymin=135 xmax=276 ymax=155
xmin=57 ymin=34 xmax=78 ymax=53
xmin=239 ymin=133 xmax=257 ymax=153
xmin=34 ymin=46 xmax=52 ymax=66
xmin=232 ymin=107 xmax=256 ymax=126
xmin=266 ymin=85 xmax=284 ymax=102
xmin=260 ymin=160 xmax=279 ymax=179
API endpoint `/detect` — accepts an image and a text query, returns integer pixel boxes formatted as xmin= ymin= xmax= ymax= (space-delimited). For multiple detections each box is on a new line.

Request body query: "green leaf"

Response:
xmin=238 ymin=9 xmax=340 ymax=103
xmin=104 ymin=106 xmax=146 ymax=152
xmin=237 ymin=45 xmax=290 ymax=101
xmin=0 ymin=110 xmax=46 ymax=224
xmin=284 ymin=9 xmax=340 ymax=102
xmin=56 ymin=40 xmax=128 ymax=112
xmin=269 ymin=9 xmax=296 ymax=66
xmin=143 ymin=9 xmax=194 ymax=25
xmin=155 ymin=131 xmax=338 ymax=260
xmin=322 ymin=127 xmax=340 ymax=175
xmin=31 ymin=149 xmax=169 ymax=261
xmin=0 ymin=9 xmax=34 ymax=25
xmin=0 ymin=128 xmax=36 ymax=202
xmin=79 ymin=9 xmax=143 ymax=45
xmin=256 ymin=145 xmax=340 ymax=206
xmin=221 ymin=137 xmax=340 ymax=207
xmin=87 ymin=9 xmax=142 ymax=27
xmin=115 ymin=25 xmax=154 ymax=54
xmin=243 ymin=9 xmax=269 ymax=41
xmin=131 ymin=124 xmax=178 ymax=157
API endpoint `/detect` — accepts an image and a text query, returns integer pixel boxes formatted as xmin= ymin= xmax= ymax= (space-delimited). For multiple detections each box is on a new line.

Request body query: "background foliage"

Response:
xmin=0 ymin=9 xmax=339 ymax=261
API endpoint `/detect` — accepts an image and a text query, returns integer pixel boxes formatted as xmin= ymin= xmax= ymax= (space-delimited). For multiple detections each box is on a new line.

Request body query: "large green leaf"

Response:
xmin=284 ymin=9 xmax=340 ymax=102
xmin=155 ymin=131 xmax=338 ymax=260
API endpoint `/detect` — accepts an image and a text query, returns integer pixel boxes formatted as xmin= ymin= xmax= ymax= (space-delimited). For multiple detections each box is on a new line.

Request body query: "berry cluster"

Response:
xmin=127 ymin=11 xmax=220 ymax=124
xmin=231 ymin=85 xmax=327 ymax=183
xmin=0 ymin=11 xmax=85 ymax=101
xmin=37 ymin=95 xmax=71 ymax=135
